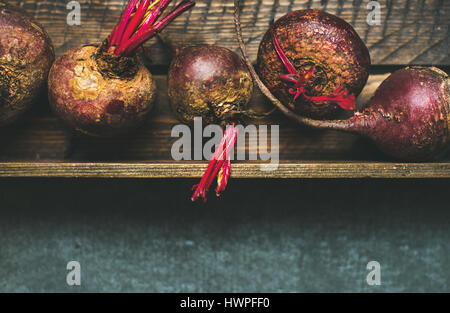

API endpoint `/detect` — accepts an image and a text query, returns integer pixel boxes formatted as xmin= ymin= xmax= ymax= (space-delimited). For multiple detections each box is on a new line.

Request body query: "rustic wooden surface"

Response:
xmin=1 ymin=0 xmax=449 ymax=178
xmin=9 ymin=0 xmax=450 ymax=65
xmin=0 ymin=71 xmax=449 ymax=178
xmin=0 ymin=162 xmax=450 ymax=178
xmin=0 ymin=73 xmax=391 ymax=163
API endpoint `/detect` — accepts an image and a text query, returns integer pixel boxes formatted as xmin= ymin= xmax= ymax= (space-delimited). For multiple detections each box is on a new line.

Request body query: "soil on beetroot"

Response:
xmin=168 ymin=45 xmax=253 ymax=125
xmin=48 ymin=45 xmax=155 ymax=137
xmin=257 ymin=9 xmax=370 ymax=119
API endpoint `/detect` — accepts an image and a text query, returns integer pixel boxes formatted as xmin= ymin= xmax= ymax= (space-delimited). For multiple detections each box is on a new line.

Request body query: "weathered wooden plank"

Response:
xmin=0 ymin=73 xmax=396 ymax=162
xmin=7 ymin=0 xmax=449 ymax=65
xmin=0 ymin=161 xmax=449 ymax=178
xmin=0 ymin=68 xmax=447 ymax=177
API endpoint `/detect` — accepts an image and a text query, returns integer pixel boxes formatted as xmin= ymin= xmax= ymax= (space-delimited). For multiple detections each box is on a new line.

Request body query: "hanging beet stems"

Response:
xmin=108 ymin=0 xmax=195 ymax=57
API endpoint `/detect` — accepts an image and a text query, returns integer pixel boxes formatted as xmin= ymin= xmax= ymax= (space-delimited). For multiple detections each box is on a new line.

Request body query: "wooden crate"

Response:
xmin=1 ymin=0 xmax=449 ymax=178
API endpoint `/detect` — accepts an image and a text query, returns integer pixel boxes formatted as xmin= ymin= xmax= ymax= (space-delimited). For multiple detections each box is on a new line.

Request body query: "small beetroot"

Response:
xmin=0 ymin=2 xmax=54 ymax=126
xmin=168 ymin=45 xmax=254 ymax=125
xmin=48 ymin=0 xmax=195 ymax=137
xmin=257 ymin=9 xmax=370 ymax=119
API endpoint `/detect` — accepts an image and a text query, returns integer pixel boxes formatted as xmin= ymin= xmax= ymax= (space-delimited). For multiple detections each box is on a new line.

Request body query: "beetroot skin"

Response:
xmin=0 ymin=2 xmax=54 ymax=125
xmin=168 ymin=45 xmax=253 ymax=125
xmin=48 ymin=45 xmax=155 ymax=137
xmin=257 ymin=9 xmax=370 ymax=119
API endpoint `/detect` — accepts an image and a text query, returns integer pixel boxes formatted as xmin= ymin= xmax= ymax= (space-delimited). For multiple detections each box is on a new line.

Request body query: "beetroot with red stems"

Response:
xmin=257 ymin=9 xmax=370 ymax=119
xmin=48 ymin=0 xmax=195 ymax=137
xmin=0 ymin=2 xmax=54 ymax=126
xmin=235 ymin=0 xmax=449 ymax=161
xmin=167 ymin=44 xmax=254 ymax=202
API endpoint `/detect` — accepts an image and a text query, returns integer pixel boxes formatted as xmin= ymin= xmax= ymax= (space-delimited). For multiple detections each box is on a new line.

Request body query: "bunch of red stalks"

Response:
xmin=108 ymin=0 xmax=194 ymax=57
xmin=191 ymin=124 xmax=239 ymax=202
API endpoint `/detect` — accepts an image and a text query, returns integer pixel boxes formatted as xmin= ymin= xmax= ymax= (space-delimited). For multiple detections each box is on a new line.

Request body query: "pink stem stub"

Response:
xmin=109 ymin=0 xmax=195 ymax=57
xmin=192 ymin=125 xmax=238 ymax=203
xmin=271 ymin=26 xmax=356 ymax=111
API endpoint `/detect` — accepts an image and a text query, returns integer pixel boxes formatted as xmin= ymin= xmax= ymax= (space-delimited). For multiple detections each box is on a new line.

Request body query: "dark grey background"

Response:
xmin=0 ymin=178 xmax=448 ymax=292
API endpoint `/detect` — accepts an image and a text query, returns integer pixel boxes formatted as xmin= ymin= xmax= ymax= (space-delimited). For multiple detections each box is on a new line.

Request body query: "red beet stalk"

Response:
xmin=192 ymin=125 xmax=239 ymax=203
xmin=109 ymin=0 xmax=195 ymax=57
xmin=109 ymin=0 xmax=139 ymax=47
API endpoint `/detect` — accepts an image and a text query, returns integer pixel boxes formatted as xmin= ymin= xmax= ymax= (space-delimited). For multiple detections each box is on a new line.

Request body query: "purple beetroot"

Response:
xmin=0 ymin=2 xmax=54 ymax=126
xmin=257 ymin=9 xmax=370 ymax=119
xmin=168 ymin=45 xmax=254 ymax=125
xmin=167 ymin=44 xmax=254 ymax=202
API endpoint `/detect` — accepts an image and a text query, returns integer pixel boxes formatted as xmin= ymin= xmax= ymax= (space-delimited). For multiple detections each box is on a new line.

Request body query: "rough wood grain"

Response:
xmin=0 ymin=73 xmax=393 ymax=163
xmin=0 ymin=70 xmax=449 ymax=178
xmin=8 ymin=0 xmax=449 ymax=65
xmin=0 ymin=162 xmax=449 ymax=178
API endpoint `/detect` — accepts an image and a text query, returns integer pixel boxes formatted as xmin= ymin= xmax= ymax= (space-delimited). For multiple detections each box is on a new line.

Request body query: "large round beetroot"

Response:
xmin=168 ymin=45 xmax=253 ymax=125
xmin=0 ymin=2 xmax=54 ymax=125
xmin=257 ymin=9 xmax=370 ymax=119
xmin=48 ymin=0 xmax=195 ymax=137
